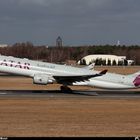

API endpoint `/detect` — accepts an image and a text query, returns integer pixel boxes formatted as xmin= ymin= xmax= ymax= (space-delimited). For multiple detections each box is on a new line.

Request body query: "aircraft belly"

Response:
xmin=88 ymin=79 xmax=134 ymax=89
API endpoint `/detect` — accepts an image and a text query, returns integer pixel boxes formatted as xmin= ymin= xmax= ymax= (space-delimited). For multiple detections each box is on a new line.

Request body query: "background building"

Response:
xmin=78 ymin=54 xmax=134 ymax=66
xmin=0 ymin=44 xmax=8 ymax=48
xmin=127 ymin=60 xmax=134 ymax=65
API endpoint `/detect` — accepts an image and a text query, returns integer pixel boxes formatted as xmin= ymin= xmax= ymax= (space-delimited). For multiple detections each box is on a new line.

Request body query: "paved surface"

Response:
xmin=0 ymin=90 xmax=140 ymax=98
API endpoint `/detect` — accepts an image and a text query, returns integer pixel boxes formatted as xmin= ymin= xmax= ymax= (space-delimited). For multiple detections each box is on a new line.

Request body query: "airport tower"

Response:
xmin=56 ymin=36 xmax=63 ymax=47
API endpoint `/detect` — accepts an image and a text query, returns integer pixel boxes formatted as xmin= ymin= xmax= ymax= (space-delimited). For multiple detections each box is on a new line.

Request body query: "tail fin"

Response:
xmin=83 ymin=63 xmax=95 ymax=70
xmin=128 ymin=71 xmax=140 ymax=87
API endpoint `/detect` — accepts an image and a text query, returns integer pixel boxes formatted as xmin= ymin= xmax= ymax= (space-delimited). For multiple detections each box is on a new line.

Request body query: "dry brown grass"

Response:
xmin=95 ymin=66 xmax=140 ymax=74
xmin=0 ymin=98 xmax=140 ymax=137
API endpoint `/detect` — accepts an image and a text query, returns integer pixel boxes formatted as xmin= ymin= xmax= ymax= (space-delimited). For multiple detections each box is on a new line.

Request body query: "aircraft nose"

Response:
xmin=133 ymin=75 xmax=140 ymax=87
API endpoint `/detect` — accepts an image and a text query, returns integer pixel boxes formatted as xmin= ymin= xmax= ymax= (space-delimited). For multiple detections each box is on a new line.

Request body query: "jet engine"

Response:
xmin=33 ymin=74 xmax=53 ymax=85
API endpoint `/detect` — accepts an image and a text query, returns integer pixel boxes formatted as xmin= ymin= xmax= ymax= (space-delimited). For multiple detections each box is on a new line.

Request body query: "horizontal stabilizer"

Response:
xmin=83 ymin=63 xmax=95 ymax=70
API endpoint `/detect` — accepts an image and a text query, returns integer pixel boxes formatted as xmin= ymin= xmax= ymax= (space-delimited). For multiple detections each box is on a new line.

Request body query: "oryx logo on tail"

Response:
xmin=133 ymin=75 xmax=140 ymax=87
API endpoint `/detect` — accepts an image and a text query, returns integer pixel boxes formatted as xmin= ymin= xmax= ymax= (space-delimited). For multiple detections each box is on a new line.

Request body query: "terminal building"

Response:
xmin=0 ymin=44 xmax=8 ymax=48
xmin=78 ymin=54 xmax=134 ymax=66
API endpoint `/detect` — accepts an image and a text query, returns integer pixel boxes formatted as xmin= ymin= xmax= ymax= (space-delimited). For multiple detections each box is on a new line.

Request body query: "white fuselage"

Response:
xmin=0 ymin=56 xmax=96 ymax=77
xmin=73 ymin=72 xmax=138 ymax=89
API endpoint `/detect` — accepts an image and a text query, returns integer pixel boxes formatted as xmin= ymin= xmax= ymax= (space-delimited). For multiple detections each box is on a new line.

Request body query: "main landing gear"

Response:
xmin=60 ymin=85 xmax=73 ymax=93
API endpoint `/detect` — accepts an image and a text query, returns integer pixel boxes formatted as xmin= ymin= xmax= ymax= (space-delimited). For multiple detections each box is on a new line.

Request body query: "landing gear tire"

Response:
xmin=60 ymin=86 xmax=72 ymax=93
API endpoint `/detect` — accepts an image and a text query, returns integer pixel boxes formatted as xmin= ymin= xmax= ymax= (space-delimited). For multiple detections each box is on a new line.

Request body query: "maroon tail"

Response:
xmin=133 ymin=75 xmax=140 ymax=87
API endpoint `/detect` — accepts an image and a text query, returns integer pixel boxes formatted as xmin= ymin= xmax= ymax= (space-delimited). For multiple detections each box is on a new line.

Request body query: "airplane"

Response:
xmin=0 ymin=55 xmax=107 ymax=92
xmin=74 ymin=65 xmax=140 ymax=90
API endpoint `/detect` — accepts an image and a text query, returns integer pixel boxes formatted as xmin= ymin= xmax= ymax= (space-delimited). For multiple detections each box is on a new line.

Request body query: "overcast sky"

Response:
xmin=0 ymin=0 xmax=140 ymax=46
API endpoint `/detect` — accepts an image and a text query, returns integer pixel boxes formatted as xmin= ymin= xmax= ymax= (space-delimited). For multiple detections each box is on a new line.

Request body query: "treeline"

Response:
xmin=0 ymin=42 xmax=140 ymax=65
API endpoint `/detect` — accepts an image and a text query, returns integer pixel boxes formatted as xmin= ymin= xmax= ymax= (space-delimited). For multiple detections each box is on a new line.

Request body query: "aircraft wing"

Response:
xmin=54 ymin=69 xmax=107 ymax=85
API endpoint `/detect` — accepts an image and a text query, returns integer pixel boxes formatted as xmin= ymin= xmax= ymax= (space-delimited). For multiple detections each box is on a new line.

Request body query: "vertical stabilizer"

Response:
xmin=128 ymin=71 xmax=140 ymax=87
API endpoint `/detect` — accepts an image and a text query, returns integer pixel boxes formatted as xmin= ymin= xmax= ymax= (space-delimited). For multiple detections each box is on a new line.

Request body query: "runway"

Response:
xmin=0 ymin=89 xmax=140 ymax=98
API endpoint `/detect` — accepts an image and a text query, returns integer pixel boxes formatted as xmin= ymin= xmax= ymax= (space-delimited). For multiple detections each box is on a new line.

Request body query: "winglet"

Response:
xmin=99 ymin=69 xmax=108 ymax=75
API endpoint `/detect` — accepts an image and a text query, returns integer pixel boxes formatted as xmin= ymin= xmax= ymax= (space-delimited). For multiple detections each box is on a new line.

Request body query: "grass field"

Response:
xmin=0 ymin=97 xmax=140 ymax=137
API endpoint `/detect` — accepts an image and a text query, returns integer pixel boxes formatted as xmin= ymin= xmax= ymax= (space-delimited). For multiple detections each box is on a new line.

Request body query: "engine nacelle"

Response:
xmin=33 ymin=74 xmax=53 ymax=85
